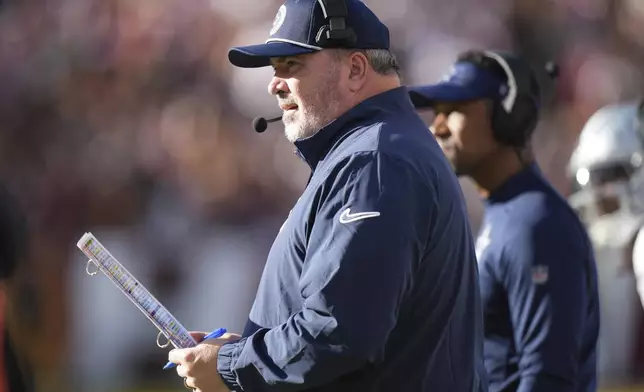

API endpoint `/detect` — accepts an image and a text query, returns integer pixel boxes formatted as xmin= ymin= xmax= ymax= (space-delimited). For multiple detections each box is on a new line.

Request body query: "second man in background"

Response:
xmin=410 ymin=50 xmax=600 ymax=392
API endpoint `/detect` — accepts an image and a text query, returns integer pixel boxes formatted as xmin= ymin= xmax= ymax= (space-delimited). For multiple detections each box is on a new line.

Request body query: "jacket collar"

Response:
xmin=294 ymin=86 xmax=413 ymax=170
xmin=486 ymin=162 xmax=543 ymax=204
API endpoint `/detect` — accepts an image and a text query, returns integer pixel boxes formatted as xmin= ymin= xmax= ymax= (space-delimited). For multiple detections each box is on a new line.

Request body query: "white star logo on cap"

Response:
xmin=270 ymin=5 xmax=287 ymax=36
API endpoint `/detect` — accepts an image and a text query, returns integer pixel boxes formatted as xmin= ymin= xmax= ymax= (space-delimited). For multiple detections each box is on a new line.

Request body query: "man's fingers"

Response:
xmin=184 ymin=377 xmax=197 ymax=389
xmin=201 ymin=332 xmax=242 ymax=346
xmin=208 ymin=332 xmax=241 ymax=342
xmin=190 ymin=331 xmax=242 ymax=343
xmin=168 ymin=348 xmax=195 ymax=365
xmin=222 ymin=332 xmax=242 ymax=340
xmin=176 ymin=364 xmax=189 ymax=378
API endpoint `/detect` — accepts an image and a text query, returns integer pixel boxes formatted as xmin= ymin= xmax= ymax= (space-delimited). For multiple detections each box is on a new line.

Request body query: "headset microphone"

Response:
xmin=252 ymin=116 xmax=282 ymax=133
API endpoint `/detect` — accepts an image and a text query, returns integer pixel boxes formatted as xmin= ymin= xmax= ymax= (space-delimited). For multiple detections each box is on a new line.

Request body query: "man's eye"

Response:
xmin=272 ymin=60 xmax=300 ymax=75
xmin=435 ymin=109 xmax=453 ymax=116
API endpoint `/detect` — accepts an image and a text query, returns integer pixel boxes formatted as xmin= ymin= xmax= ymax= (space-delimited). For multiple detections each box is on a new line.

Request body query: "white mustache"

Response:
xmin=278 ymin=99 xmax=298 ymax=107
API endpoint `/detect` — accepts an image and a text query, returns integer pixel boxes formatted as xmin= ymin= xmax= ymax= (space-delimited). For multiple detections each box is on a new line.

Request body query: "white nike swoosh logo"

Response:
xmin=338 ymin=208 xmax=381 ymax=224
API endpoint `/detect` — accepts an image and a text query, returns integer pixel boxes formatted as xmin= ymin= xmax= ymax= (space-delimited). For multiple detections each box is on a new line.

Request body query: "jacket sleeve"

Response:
xmin=216 ymin=151 xmax=431 ymax=391
xmin=502 ymin=218 xmax=592 ymax=392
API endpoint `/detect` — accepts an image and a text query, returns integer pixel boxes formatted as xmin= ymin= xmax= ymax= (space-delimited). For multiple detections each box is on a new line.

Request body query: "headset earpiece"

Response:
xmin=315 ymin=0 xmax=357 ymax=47
xmin=482 ymin=51 xmax=541 ymax=148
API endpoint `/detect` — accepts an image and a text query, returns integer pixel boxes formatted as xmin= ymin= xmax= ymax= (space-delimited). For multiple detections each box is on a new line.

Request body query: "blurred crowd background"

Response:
xmin=1 ymin=0 xmax=643 ymax=391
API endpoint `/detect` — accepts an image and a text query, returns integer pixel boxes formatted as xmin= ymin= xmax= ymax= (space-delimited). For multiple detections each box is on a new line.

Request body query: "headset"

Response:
xmin=315 ymin=0 xmax=357 ymax=48
xmin=310 ymin=4 xmax=552 ymax=149
xmin=477 ymin=51 xmax=558 ymax=148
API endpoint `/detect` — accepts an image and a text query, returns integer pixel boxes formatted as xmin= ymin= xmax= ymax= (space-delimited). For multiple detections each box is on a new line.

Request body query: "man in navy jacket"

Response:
xmin=409 ymin=50 xmax=599 ymax=392
xmin=168 ymin=1 xmax=487 ymax=391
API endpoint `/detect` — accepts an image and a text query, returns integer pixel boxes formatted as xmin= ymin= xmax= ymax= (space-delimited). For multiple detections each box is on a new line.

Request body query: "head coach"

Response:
xmin=167 ymin=1 xmax=487 ymax=391
xmin=409 ymin=50 xmax=600 ymax=392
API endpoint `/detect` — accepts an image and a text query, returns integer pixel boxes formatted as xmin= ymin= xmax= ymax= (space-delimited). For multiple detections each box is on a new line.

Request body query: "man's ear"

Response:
xmin=346 ymin=51 xmax=369 ymax=92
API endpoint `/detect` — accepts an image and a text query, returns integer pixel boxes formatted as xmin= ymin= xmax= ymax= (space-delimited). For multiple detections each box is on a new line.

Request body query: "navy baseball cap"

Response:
xmin=408 ymin=61 xmax=508 ymax=108
xmin=228 ymin=0 xmax=390 ymax=68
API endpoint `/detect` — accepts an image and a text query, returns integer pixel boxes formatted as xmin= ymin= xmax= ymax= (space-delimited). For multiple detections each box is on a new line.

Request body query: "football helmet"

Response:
xmin=568 ymin=101 xmax=644 ymax=221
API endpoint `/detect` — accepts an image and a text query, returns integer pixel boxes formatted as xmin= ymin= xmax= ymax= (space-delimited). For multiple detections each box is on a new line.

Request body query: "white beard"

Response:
xmin=282 ymin=67 xmax=342 ymax=143
xmin=283 ymin=108 xmax=327 ymax=142
xmin=283 ymin=110 xmax=309 ymax=143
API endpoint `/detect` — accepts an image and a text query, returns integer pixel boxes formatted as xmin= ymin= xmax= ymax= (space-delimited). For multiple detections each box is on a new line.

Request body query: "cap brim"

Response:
xmin=408 ymin=84 xmax=488 ymax=109
xmin=228 ymin=42 xmax=318 ymax=68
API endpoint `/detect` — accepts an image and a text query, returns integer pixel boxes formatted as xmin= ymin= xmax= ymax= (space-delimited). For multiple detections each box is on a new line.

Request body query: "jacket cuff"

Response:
xmin=217 ymin=339 xmax=246 ymax=391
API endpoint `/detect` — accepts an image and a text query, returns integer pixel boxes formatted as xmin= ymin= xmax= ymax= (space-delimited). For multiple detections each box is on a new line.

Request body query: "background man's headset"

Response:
xmin=474 ymin=51 xmax=559 ymax=148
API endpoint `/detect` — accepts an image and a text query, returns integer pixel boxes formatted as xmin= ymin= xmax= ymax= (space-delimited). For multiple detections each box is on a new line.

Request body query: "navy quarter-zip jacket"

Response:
xmin=217 ymin=87 xmax=488 ymax=392
xmin=477 ymin=164 xmax=599 ymax=392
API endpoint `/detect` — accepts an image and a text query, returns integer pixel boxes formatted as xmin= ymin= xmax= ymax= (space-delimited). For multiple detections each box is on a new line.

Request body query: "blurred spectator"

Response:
xmin=0 ymin=183 xmax=34 ymax=392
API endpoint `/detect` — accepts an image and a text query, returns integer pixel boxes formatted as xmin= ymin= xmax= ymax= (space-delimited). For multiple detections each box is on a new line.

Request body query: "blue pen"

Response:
xmin=163 ymin=327 xmax=227 ymax=370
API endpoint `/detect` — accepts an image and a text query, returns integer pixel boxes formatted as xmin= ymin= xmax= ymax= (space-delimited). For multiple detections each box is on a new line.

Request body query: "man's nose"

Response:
xmin=431 ymin=114 xmax=451 ymax=139
xmin=268 ymin=77 xmax=290 ymax=96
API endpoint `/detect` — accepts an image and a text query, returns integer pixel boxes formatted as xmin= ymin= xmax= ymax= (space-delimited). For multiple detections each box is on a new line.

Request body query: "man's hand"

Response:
xmin=169 ymin=331 xmax=241 ymax=392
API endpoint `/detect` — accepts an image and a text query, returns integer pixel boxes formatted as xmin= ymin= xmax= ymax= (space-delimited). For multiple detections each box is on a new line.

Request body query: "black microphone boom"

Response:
xmin=252 ymin=116 xmax=282 ymax=133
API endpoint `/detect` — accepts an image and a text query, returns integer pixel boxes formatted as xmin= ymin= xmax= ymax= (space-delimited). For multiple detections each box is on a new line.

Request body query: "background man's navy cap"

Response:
xmin=228 ymin=0 xmax=390 ymax=68
xmin=408 ymin=62 xmax=508 ymax=108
